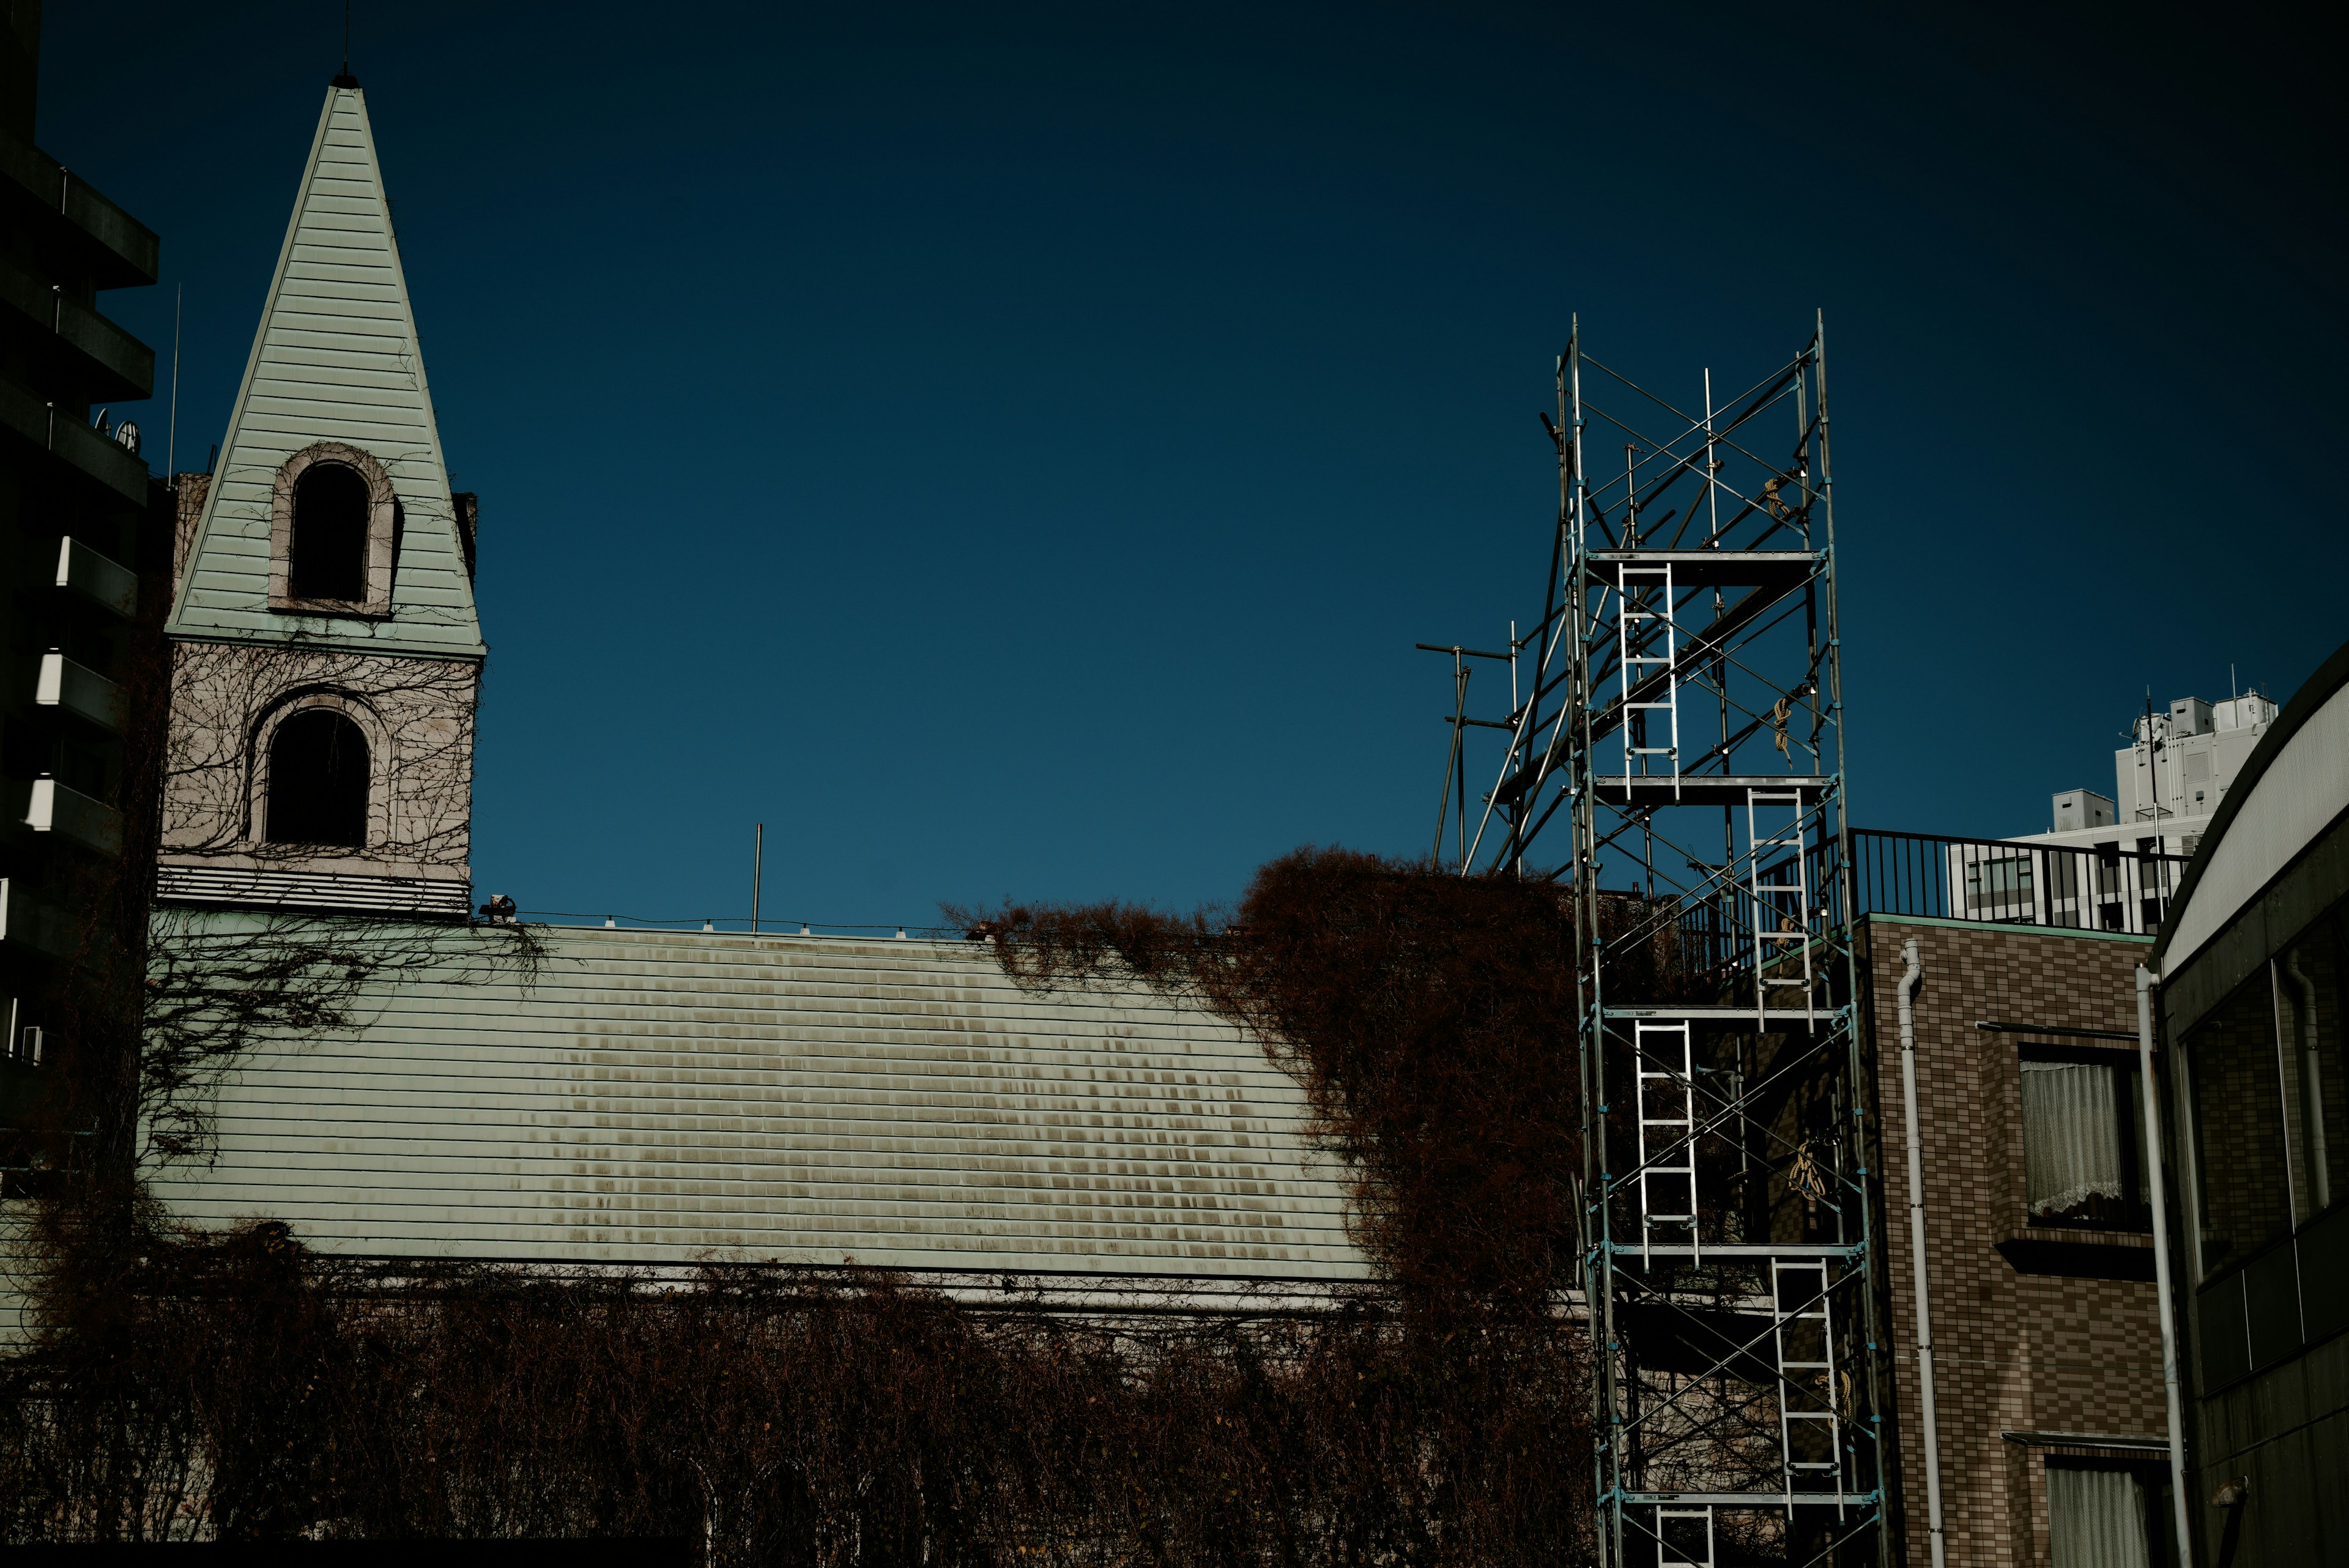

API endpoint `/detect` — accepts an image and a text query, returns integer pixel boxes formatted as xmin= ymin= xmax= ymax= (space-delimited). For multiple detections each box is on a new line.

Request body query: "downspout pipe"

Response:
xmin=1895 ymin=937 xmax=1946 ymax=1568
xmin=2284 ymin=949 xmax=2331 ymax=1212
xmin=2139 ymin=963 xmax=2193 ymax=1568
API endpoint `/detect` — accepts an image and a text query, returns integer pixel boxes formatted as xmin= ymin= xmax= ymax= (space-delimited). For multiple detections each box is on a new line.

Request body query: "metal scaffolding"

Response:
xmin=1425 ymin=316 xmax=1884 ymax=1566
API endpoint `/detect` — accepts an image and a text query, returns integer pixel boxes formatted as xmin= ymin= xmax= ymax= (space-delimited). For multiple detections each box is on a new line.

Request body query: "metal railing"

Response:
xmin=1847 ymin=828 xmax=2187 ymax=936
xmin=1650 ymin=827 xmax=2184 ymax=1020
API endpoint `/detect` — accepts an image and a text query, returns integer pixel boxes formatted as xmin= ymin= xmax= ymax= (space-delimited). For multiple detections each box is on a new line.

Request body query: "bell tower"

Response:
xmin=158 ymin=78 xmax=483 ymax=916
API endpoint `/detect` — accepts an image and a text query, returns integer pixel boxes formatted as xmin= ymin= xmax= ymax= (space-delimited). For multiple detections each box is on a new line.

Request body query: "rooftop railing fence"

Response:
xmin=1846 ymin=827 xmax=2186 ymax=937
xmin=1664 ymin=828 xmax=2186 ymax=1001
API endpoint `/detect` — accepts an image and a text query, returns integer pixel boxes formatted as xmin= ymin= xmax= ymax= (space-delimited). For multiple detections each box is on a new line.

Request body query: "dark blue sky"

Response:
xmin=40 ymin=3 xmax=2349 ymax=927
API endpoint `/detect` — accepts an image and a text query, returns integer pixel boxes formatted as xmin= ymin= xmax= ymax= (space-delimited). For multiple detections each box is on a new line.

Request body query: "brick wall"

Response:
xmin=1865 ymin=918 xmax=2169 ymax=1567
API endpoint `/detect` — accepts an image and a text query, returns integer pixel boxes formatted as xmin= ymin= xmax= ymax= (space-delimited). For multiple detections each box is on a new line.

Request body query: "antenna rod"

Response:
xmin=166 ymin=284 xmax=182 ymax=483
xmin=751 ymin=823 xmax=764 ymax=934
xmin=343 ymin=1 xmax=352 ymax=77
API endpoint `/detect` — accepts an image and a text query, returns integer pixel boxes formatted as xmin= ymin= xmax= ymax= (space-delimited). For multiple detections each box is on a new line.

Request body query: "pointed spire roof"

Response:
xmin=169 ymin=83 xmax=483 ymax=658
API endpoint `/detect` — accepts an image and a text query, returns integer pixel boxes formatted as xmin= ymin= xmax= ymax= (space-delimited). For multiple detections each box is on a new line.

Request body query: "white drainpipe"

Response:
xmin=2139 ymin=963 xmax=2194 ymax=1568
xmin=1896 ymin=937 xmax=1946 ymax=1568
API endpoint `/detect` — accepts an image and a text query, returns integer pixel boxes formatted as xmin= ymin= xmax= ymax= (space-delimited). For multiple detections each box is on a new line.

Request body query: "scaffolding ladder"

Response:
xmin=1635 ymin=1020 xmax=1699 ymax=1267
xmin=1746 ymin=789 xmax=1816 ymax=1025
xmin=1617 ymin=561 xmax=1680 ymax=797
xmin=1772 ymin=1259 xmax=1846 ymax=1515
xmin=1656 ymin=1504 xmax=1716 ymax=1568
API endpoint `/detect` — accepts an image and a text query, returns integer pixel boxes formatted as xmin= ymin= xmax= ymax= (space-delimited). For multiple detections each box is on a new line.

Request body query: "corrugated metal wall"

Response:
xmin=146 ymin=927 xmax=1370 ymax=1281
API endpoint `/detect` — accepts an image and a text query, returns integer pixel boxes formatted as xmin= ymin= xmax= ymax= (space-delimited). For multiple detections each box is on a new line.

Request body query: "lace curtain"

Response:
xmin=2022 ymin=1061 xmax=2124 ymax=1217
xmin=2049 ymin=1466 xmax=2149 ymax=1568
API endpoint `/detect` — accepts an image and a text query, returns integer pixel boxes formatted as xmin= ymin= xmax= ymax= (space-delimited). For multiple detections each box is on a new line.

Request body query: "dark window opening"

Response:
xmin=288 ymin=463 xmax=370 ymax=601
xmin=453 ymin=491 xmax=478 ymax=581
xmin=265 ymin=708 xmax=369 ymax=849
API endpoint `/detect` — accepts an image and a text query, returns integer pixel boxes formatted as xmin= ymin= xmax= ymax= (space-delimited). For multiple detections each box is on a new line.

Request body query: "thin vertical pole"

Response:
xmin=1434 ymin=653 xmax=1467 ymax=866
xmin=1456 ymin=664 xmax=1470 ymax=871
xmin=751 ymin=823 xmax=764 ymax=934
xmin=166 ymin=284 xmax=182 ymax=482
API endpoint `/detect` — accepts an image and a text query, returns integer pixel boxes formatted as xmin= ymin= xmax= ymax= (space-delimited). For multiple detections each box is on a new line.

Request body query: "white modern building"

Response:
xmin=2026 ymin=692 xmax=2280 ymax=861
xmin=1938 ymin=691 xmax=2281 ymax=935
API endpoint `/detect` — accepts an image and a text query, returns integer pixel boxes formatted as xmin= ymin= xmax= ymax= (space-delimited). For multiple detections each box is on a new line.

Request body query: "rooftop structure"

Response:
xmin=2028 ymin=689 xmax=2280 ymax=862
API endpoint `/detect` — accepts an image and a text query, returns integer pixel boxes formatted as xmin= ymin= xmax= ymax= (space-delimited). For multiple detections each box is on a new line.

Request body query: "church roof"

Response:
xmin=168 ymin=83 xmax=483 ymax=658
xmin=145 ymin=929 xmax=1371 ymax=1288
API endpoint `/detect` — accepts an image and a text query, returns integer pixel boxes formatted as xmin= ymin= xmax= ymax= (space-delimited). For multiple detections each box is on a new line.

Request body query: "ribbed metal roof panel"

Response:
xmin=144 ymin=928 xmax=1371 ymax=1280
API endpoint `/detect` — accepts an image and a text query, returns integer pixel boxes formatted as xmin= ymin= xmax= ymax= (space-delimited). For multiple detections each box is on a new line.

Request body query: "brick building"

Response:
xmin=1863 ymin=914 xmax=2177 ymax=1567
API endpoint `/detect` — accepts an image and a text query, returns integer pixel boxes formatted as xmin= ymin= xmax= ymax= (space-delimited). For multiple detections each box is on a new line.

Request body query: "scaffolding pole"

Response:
xmin=1424 ymin=318 xmax=1886 ymax=1566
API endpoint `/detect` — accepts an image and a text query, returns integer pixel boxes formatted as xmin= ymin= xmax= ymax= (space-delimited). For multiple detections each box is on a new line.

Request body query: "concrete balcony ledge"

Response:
xmin=0 ymin=126 xmax=161 ymax=288
xmin=19 ymin=776 xmax=122 ymax=855
xmin=0 ymin=877 xmax=76 ymax=954
xmin=0 ymin=375 xmax=150 ymax=503
xmin=35 ymin=650 xmax=125 ymax=732
xmin=0 ymin=250 xmax=155 ymax=403
xmin=55 ymin=536 xmax=137 ymax=618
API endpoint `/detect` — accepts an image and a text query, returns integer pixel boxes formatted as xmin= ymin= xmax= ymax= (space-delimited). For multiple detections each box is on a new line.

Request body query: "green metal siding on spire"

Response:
xmin=168 ymin=85 xmax=483 ymax=658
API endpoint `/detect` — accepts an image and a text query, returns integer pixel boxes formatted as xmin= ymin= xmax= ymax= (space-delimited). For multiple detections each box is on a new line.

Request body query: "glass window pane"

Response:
xmin=2024 ymin=1061 xmax=2125 ymax=1222
xmin=2048 ymin=1466 xmax=2150 ymax=1568
xmin=2276 ymin=906 xmax=2346 ymax=1216
xmin=2188 ymin=972 xmax=2293 ymax=1277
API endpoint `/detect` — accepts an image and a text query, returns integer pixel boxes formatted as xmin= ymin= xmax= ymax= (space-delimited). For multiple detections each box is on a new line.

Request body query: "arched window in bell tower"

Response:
xmin=265 ymin=708 xmax=370 ymax=848
xmin=288 ymin=462 xmax=370 ymax=601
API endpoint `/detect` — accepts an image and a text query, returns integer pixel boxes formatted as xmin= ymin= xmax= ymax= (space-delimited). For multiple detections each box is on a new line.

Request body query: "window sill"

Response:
xmin=2026 ymin=1214 xmax=2153 ymax=1236
xmin=1995 ymin=1228 xmax=2156 ymax=1282
xmin=270 ymin=596 xmax=392 ymax=620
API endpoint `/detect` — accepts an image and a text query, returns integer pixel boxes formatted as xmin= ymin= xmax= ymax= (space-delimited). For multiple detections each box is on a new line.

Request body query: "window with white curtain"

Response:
xmin=2021 ymin=1050 xmax=2150 ymax=1230
xmin=2047 ymin=1465 xmax=2150 ymax=1568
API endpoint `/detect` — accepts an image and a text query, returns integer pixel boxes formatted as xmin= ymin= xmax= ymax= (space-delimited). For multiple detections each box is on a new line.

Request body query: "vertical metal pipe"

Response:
xmin=2285 ymin=949 xmax=2331 ymax=1211
xmin=2138 ymin=964 xmax=2194 ymax=1568
xmin=2269 ymin=960 xmax=2303 ymax=1229
xmin=1895 ymin=938 xmax=1946 ymax=1568
xmin=1566 ymin=317 xmax=1616 ymax=1568
xmin=751 ymin=823 xmax=763 ymax=934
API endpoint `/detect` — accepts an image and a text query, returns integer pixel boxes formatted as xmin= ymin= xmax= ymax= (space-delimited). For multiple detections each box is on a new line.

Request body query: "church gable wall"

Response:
xmin=155 ymin=639 xmax=475 ymax=910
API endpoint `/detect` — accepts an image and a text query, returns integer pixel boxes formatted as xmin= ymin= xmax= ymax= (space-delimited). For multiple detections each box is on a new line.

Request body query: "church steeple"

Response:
xmin=158 ymin=83 xmax=483 ymax=918
xmin=169 ymin=81 xmax=481 ymax=658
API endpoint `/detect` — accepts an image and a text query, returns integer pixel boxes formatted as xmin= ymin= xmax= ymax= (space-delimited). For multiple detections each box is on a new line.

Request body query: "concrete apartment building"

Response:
xmin=2026 ymin=691 xmax=2279 ymax=862
xmin=0 ymin=0 xmax=165 ymax=1167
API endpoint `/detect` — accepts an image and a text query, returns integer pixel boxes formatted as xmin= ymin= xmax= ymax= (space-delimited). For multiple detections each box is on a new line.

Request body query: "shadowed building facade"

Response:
xmin=2150 ymin=637 xmax=2349 ymax=1567
xmin=0 ymin=0 xmax=166 ymax=1200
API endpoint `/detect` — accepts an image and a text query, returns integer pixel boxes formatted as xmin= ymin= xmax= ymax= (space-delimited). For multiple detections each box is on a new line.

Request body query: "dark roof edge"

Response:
xmin=2154 ymin=636 xmax=2349 ymax=967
